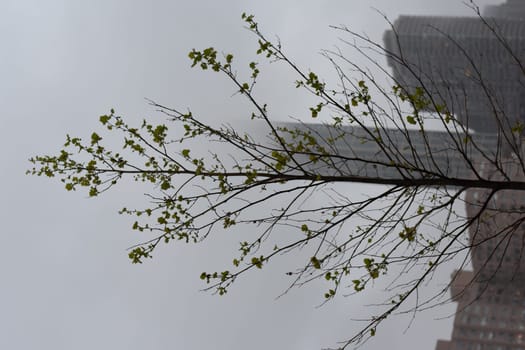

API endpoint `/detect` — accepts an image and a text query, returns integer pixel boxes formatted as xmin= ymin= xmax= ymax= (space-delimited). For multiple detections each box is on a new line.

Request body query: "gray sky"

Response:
xmin=2 ymin=1 xmax=503 ymax=349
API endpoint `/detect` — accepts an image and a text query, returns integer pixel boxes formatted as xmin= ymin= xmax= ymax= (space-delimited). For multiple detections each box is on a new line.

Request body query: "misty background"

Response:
xmin=2 ymin=1 xmax=502 ymax=349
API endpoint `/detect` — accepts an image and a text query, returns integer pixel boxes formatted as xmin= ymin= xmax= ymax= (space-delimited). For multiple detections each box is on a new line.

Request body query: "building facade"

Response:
xmin=383 ymin=1 xmax=525 ymax=349
xmin=278 ymin=122 xmax=498 ymax=181
xmin=436 ymin=157 xmax=525 ymax=350
xmin=383 ymin=7 xmax=525 ymax=133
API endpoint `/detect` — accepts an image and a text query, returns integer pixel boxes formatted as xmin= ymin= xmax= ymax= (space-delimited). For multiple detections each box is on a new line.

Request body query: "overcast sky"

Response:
xmin=2 ymin=1 xmax=503 ymax=349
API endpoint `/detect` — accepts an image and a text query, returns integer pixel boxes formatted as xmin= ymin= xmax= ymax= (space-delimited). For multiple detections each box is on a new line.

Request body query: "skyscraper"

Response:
xmin=278 ymin=121 xmax=497 ymax=180
xmin=384 ymin=1 xmax=525 ymax=349
xmin=485 ymin=0 xmax=525 ymax=20
xmin=384 ymin=6 xmax=525 ymax=133
xmin=432 ymin=156 xmax=525 ymax=350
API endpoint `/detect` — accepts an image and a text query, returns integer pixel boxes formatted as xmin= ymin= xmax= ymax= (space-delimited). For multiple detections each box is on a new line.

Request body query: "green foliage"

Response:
xmin=305 ymin=71 xmax=325 ymax=95
xmin=310 ymin=256 xmax=322 ymax=269
xmin=188 ymin=47 xmax=220 ymax=71
xmin=399 ymin=226 xmax=417 ymax=242
xmin=352 ymin=279 xmax=365 ymax=292
xmin=251 ymin=256 xmax=264 ymax=269
xmin=406 ymin=115 xmax=417 ymax=125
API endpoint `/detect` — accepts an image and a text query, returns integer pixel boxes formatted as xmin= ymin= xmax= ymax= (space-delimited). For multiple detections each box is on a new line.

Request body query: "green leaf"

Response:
xmin=251 ymin=256 xmax=263 ymax=269
xmin=89 ymin=187 xmax=98 ymax=197
xmin=160 ymin=180 xmax=170 ymax=191
xmin=99 ymin=115 xmax=110 ymax=125
xmin=406 ymin=116 xmax=416 ymax=125
xmin=90 ymin=132 xmax=102 ymax=144
xmin=352 ymin=279 xmax=365 ymax=292
xmin=310 ymin=256 xmax=321 ymax=269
